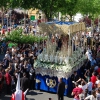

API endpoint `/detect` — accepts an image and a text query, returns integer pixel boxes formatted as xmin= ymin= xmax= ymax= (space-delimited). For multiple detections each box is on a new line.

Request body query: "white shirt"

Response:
xmin=87 ymin=82 xmax=93 ymax=91
xmin=85 ymin=95 xmax=96 ymax=100
xmin=20 ymin=57 xmax=24 ymax=61
xmin=12 ymin=48 xmax=14 ymax=52
xmin=86 ymin=51 xmax=92 ymax=61
xmin=79 ymin=93 xmax=89 ymax=100
xmin=17 ymin=54 xmax=21 ymax=57
xmin=95 ymin=80 xmax=100 ymax=85
xmin=78 ymin=84 xmax=87 ymax=93
xmin=5 ymin=53 xmax=10 ymax=60
xmin=96 ymin=93 xmax=100 ymax=100
xmin=89 ymin=31 xmax=92 ymax=37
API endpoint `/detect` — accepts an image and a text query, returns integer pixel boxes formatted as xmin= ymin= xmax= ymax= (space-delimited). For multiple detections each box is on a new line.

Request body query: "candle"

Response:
xmin=50 ymin=55 xmax=53 ymax=62
xmin=72 ymin=38 xmax=73 ymax=54
xmin=60 ymin=56 xmax=63 ymax=64
xmin=55 ymin=55 xmax=58 ymax=63
xmin=45 ymin=54 xmax=48 ymax=62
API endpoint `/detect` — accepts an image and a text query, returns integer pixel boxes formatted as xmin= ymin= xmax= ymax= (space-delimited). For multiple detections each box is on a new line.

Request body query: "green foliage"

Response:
xmin=33 ymin=0 xmax=61 ymax=21
xmin=5 ymin=29 xmax=47 ymax=44
xmin=78 ymin=0 xmax=100 ymax=20
xmin=0 ymin=0 xmax=8 ymax=7
xmin=32 ymin=0 xmax=79 ymax=21
xmin=58 ymin=0 xmax=79 ymax=21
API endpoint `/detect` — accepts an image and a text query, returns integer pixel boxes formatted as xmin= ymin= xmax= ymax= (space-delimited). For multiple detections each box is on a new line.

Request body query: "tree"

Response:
xmin=59 ymin=0 xmax=79 ymax=21
xmin=0 ymin=0 xmax=9 ymax=26
xmin=15 ymin=0 xmax=34 ymax=26
xmin=33 ymin=0 xmax=61 ymax=21
xmin=78 ymin=0 xmax=100 ymax=20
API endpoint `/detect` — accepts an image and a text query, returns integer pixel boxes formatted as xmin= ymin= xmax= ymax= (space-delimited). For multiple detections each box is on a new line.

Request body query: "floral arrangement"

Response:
xmin=34 ymin=47 xmax=86 ymax=73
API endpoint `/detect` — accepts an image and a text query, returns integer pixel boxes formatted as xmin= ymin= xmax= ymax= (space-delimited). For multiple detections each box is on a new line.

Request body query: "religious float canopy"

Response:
xmin=39 ymin=21 xmax=85 ymax=36
xmin=35 ymin=21 xmax=86 ymax=78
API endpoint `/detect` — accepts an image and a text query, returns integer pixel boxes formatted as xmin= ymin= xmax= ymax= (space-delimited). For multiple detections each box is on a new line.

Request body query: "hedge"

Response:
xmin=5 ymin=29 xmax=47 ymax=44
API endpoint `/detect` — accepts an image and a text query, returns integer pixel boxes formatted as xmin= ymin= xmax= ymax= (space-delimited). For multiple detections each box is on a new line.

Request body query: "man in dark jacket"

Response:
xmin=57 ymin=78 xmax=65 ymax=100
xmin=29 ymin=67 xmax=35 ymax=90
xmin=20 ymin=73 xmax=29 ymax=92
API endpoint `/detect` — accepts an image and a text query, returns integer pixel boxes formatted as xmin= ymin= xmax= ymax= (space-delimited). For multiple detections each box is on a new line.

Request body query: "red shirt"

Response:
xmin=5 ymin=72 xmax=11 ymax=85
xmin=91 ymin=75 xmax=97 ymax=88
xmin=2 ymin=29 xmax=5 ymax=34
xmin=72 ymin=87 xmax=83 ymax=99
xmin=97 ymin=68 xmax=100 ymax=74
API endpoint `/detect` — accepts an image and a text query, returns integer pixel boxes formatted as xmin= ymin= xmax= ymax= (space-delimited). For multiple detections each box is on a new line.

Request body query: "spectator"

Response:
xmin=87 ymin=79 xmax=93 ymax=95
xmin=90 ymin=72 xmax=97 ymax=89
xmin=5 ymin=68 xmax=12 ymax=94
xmin=95 ymin=75 xmax=100 ymax=88
xmin=85 ymin=90 xmax=96 ymax=100
xmin=71 ymin=82 xmax=83 ymax=100
xmin=96 ymin=87 xmax=100 ymax=99
xmin=78 ymin=80 xmax=87 ymax=94
xmin=57 ymin=78 xmax=65 ymax=100
xmin=20 ymin=72 xmax=29 ymax=92
xmin=71 ymin=71 xmax=81 ymax=88
xmin=0 ymin=68 xmax=3 ymax=93
xmin=29 ymin=66 xmax=35 ymax=90
xmin=11 ymin=76 xmax=16 ymax=93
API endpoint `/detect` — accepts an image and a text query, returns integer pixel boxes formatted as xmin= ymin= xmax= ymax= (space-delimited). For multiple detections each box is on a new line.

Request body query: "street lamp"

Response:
xmin=5 ymin=14 xmax=9 ymax=32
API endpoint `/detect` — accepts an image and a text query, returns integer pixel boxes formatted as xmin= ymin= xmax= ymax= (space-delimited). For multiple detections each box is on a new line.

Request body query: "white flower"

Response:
xmin=64 ymin=57 xmax=69 ymax=64
xmin=44 ymin=54 xmax=48 ymax=62
xmin=55 ymin=55 xmax=58 ymax=63
xmin=38 ymin=53 xmax=43 ymax=60
xmin=50 ymin=55 xmax=53 ymax=62
xmin=59 ymin=56 xmax=63 ymax=64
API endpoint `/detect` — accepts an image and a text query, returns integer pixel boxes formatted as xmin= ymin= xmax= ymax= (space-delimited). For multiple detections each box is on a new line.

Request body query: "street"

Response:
xmin=0 ymin=90 xmax=72 ymax=100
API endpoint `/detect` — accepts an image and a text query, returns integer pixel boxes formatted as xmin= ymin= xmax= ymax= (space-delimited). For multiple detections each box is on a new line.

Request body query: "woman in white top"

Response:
xmin=85 ymin=90 xmax=96 ymax=100
xmin=78 ymin=80 xmax=87 ymax=94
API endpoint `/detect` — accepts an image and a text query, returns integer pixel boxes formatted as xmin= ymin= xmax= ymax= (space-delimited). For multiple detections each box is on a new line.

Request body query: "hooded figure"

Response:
xmin=11 ymin=74 xmax=28 ymax=100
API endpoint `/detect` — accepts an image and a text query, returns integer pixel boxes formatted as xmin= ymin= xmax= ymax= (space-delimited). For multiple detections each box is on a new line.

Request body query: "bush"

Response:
xmin=5 ymin=29 xmax=47 ymax=44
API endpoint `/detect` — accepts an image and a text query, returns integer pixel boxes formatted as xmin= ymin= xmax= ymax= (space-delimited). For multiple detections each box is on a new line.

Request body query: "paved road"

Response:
xmin=0 ymin=90 xmax=73 ymax=100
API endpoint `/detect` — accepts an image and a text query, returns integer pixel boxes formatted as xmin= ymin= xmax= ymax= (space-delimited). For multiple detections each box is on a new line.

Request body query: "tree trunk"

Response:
xmin=24 ymin=10 xmax=26 ymax=27
xmin=1 ymin=7 xmax=4 ymax=26
xmin=70 ymin=15 xmax=73 ymax=22
xmin=45 ymin=12 xmax=53 ymax=21
xmin=45 ymin=12 xmax=49 ymax=22
xmin=44 ymin=0 xmax=54 ymax=22
xmin=48 ymin=13 xmax=52 ymax=21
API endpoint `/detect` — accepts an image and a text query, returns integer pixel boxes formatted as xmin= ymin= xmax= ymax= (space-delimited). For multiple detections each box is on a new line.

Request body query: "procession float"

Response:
xmin=34 ymin=21 xmax=86 ymax=95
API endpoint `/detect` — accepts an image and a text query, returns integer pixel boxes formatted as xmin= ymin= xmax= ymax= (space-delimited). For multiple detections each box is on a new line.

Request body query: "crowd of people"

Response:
xmin=0 ymin=42 xmax=42 ymax=95
xmin=70 ymin=32 xmax=100 ymax=99
xmin=0 ymin=23 xmax=38 ymax=36
xmin=0 ymin=26 xmax=100 ymax=100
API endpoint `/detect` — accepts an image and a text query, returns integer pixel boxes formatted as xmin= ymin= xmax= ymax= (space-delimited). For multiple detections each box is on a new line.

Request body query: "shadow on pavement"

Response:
xmin=26 ymin=98 xmax=35 ymax=100
xmin=0 ymin=94 xmax=11 ymax=100
xmin=27 ymin=91 xmax=43 ymax=96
